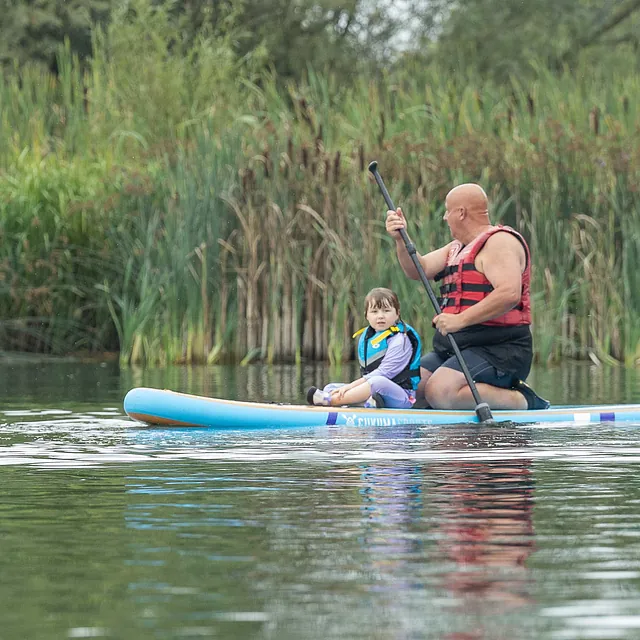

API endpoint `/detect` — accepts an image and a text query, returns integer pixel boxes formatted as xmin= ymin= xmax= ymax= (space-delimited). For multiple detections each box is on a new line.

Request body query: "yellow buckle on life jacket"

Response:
xmin=352 ymin=324 xmax=400 ymax=344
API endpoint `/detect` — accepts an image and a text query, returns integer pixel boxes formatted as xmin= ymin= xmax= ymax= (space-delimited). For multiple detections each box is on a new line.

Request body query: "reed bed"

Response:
xmin=2 ymin=12 xmax=640 ymax=366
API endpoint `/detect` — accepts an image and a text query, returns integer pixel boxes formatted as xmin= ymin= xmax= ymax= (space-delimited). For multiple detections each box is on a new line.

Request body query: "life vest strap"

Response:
xmin=392 ymin=367 xmax=421 ymax=385
xmin=371 ymin=326 xmax=400 ymax=347
xmin=440 ymin=282 xmax=494 ymax=295
xmin=435 ymin=262 xmax=477 ymax=281
xmin=353 ymin=325 xmax=400 ymax=345
xmin=443 ymin=298 xmax=525 ymax=311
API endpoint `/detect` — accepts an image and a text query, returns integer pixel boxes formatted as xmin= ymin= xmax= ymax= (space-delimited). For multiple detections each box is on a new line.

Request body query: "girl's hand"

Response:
xmin=331 ymin=387 xmax=347 ymax=403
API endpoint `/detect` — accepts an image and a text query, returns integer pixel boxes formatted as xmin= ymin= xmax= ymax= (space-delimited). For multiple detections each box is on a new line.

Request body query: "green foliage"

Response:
xmin=2 ymin=1 xmax=640 ymax=365
xmin=0 ymin=151 xmax=118 ymax=352
xmin=0 ymin=0 xmax=413 ymax=81
xmin=0 ymin=0 xmax=111 ymax=69
xmin=410 ymin=0 xmax=640 ymax=81
xmin=89 ymin=0 xmax=253 ymax=144
xmin=3 ymin=0 xmax=640 ymax=86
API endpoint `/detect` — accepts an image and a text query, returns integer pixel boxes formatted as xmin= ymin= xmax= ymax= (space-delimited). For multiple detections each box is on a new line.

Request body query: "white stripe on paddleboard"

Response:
xmin=573 ymin=412 xmax=591 ymax=424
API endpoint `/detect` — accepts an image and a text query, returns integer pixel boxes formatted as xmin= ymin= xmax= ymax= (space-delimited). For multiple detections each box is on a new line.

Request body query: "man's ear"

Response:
xmin=457 ymin=206 xmax=467 ymax=219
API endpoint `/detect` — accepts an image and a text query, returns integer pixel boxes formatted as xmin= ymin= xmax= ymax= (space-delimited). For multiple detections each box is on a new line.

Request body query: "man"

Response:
xmin=385 ymin=183 xmax=549 ymax=411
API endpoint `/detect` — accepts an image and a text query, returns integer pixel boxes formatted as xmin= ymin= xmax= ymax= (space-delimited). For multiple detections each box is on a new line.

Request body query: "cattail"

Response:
xmin=527 ymin=94 xmax=535 ymax=117
xmin=315 ymin=124 xmax=323 ymax=155
xmin=284 ymin=137 xmax=293 ymax=177
xmin=589 ymin=106 xmax=600 ymax=135
xmin=299 ymin=97 xmax=313 ymax=129
xmin=263 ymin=148 xmax=271 ymax=177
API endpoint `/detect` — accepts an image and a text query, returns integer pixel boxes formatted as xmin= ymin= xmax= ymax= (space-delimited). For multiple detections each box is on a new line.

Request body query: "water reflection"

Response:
xmin=121 ymin=360 xmax=640 ymax=407
xmin=357 ymin=426 xmax=535 ymax=638
xmin=0 ymin=358 xmax=639 ymax=415
xmin=433 ymin=457 xmax=534 ymax=611
xmin=1 ymin=360 xmax=640 ymax=639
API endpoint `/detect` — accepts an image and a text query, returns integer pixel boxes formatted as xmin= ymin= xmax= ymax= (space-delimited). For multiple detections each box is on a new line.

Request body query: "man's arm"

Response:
xmin=394 ymin=239 xmax=453 ymax=281
xmin=386 ymin=208 xmax=452 ymax=280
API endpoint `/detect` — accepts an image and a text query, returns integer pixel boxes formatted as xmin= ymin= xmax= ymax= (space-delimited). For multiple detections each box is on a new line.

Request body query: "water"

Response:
xmin=1 ymin=358 xmax=640 ymax=639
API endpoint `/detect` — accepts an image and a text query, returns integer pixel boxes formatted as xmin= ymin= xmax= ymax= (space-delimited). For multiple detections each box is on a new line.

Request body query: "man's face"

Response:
xmin=443 ymin=197 xmax=464 ymax=239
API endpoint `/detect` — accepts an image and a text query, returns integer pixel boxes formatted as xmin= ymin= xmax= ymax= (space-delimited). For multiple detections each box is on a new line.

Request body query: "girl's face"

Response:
xmin=366 ymin=302 xmax=399 ymax=332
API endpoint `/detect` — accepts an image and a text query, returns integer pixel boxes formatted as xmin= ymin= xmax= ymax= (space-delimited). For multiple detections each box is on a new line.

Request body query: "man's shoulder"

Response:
xmin=476 ymin=229 xmax=527 ymax=272
xmin=481 ymin=229 xmax=526 ymax=253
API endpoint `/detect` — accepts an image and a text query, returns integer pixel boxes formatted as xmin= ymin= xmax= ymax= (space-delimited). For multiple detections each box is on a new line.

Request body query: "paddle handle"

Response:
xmin=368 ymin=161 xmax=493 ymax=423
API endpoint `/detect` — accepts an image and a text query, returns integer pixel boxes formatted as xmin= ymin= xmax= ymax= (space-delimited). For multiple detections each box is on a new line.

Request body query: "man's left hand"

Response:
xmin=433 ymin=313 xmax=466 ymax=336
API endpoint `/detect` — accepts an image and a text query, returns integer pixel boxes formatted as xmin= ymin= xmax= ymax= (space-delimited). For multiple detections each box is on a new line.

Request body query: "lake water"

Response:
xmin=1 ymin=358 xmax=640 ymax=639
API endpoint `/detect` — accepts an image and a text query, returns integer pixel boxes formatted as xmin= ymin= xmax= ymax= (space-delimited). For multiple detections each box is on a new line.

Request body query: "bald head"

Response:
xmin=446 ymin=183 xmax=489 ymax=220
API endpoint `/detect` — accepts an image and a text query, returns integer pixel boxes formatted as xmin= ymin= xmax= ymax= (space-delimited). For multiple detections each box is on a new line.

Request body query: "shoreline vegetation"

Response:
xmin=2 ymin=7 xmax=640 ymax=368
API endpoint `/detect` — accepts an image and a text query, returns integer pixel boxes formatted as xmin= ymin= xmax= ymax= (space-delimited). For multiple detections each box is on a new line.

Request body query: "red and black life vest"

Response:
xmin=434 ymin=225 xmax=531 ymax=327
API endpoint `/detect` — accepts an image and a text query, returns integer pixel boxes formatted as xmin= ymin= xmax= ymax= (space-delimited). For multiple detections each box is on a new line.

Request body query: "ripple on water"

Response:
xmin=1 ymin=410 xmax=640 ymax=469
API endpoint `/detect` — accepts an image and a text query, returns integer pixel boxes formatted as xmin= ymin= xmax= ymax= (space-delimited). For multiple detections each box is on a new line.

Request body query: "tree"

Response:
xmin=0 ymin=0 xmax=111 ymax=71
xmin=0 ymin=0 xmax=417 ymax=81
xmin=172 ymin=0 xmax=416 ymax=79
xmin=559 ymin=0 xmax=640 ymax=65
xmin=404 ymin=0 xmax=640 ymax=81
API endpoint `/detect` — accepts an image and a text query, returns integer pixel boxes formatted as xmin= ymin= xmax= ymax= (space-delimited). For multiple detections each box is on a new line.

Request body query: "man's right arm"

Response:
xmin=385 ymin=207 xmax=451 ymax=280
xmin=394 ymin=239 xmax=451 ymax=281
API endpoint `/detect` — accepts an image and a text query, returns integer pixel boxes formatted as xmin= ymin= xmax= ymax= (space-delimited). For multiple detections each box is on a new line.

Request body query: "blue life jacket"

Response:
xmin=353 ymin=320 xmax=422 ymax=390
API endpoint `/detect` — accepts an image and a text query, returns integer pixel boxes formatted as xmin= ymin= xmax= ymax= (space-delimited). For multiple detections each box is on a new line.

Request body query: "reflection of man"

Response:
xmin=357 ymin=425 xmax=535 ymax=638
xmin=386 ymin=183 xmax=549 ymax=411
xmin=436 ymin=457 xmax=534 ymax=612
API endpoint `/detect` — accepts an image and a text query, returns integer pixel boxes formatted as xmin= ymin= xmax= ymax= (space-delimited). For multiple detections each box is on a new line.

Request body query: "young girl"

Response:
xmin=307 ymin=287 xmax=422 ymax=408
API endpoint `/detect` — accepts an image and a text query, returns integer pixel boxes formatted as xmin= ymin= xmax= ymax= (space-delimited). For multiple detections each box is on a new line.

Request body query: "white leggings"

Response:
xmin=323 ymin=375 xmax=414 ymax=409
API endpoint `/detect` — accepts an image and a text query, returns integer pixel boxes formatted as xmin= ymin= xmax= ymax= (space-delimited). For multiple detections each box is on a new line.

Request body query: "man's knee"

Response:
xmin=424 ymin=369 xmax=465 ymax=409
xmin=424 ymin=377 xmax=450 ymax=409
xmin=417 ymin=367 xmax=433 ymax=397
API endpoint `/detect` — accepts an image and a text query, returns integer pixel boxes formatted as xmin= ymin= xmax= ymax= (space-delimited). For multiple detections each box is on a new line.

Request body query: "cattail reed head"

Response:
xmin=590 ymin=106 xmax=600 ymax=135
xmin=527 ymin=94 xmax=535 ymax=117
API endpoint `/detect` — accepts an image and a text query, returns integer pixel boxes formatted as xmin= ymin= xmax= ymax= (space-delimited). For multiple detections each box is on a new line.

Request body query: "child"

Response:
xmin=307 ymin=287 xmax=422 ymax=408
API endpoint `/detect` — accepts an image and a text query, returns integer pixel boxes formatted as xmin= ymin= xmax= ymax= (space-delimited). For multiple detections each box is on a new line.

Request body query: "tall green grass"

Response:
xmin=1 ymin=0 xmax=640 ymax=366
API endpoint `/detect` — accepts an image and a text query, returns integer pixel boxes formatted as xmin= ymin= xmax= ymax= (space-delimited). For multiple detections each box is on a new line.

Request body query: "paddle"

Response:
xmin=368 ymin=160 xmax=494 ymax=424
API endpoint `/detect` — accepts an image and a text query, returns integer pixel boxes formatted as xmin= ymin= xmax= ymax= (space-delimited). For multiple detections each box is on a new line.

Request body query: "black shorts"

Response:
xmin=420 ymin=349 xmax=516 ymax=389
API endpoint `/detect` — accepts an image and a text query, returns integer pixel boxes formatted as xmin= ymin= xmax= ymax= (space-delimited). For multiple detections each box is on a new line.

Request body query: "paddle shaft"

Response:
xmin=368 ymin=161 xmax=493 ymax=423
